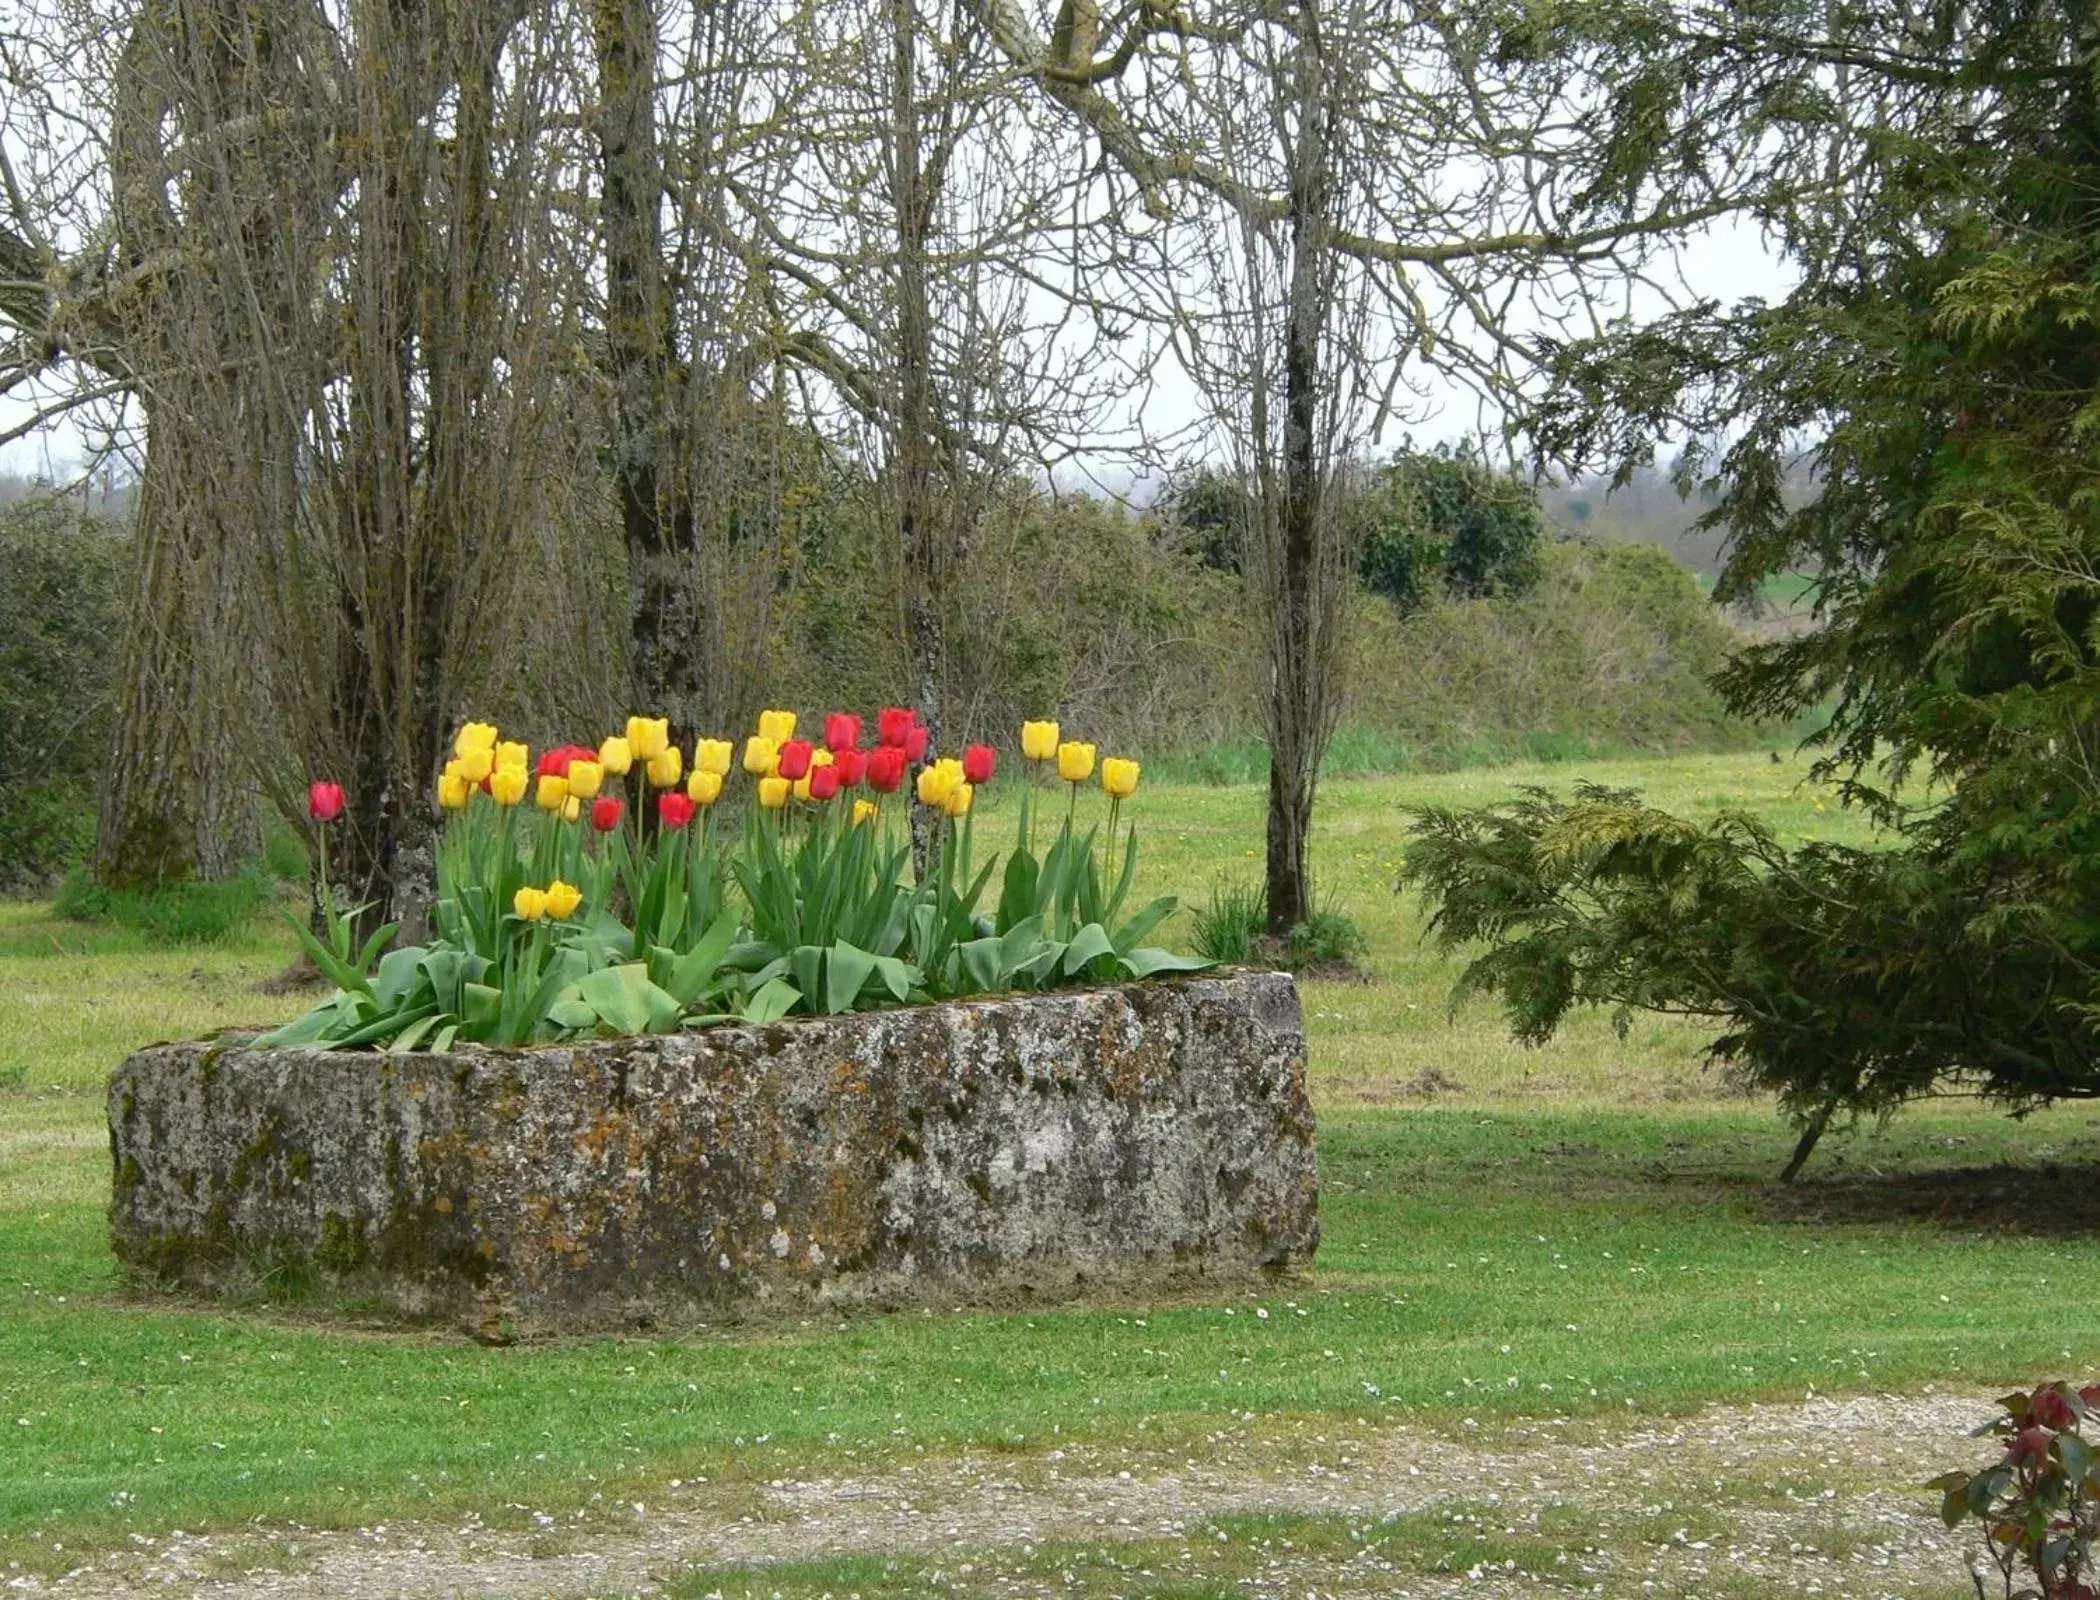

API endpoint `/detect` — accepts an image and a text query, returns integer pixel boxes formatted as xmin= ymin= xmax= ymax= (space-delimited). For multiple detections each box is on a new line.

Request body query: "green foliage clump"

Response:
xmin=1353 ymin=446 xmax=1545 ymax=615
xmin=1190 ymin=879 xmax=1367 ymax=971
xmin=53 ymin=867 xmax=277 ymax=944
xmin=0 ymin=498 xmax=126 ymax=890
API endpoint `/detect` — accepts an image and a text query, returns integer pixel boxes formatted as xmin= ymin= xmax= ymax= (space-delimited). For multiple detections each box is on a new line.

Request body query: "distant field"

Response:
xmin=0 ymin=749 xmax=2090 ymax=1589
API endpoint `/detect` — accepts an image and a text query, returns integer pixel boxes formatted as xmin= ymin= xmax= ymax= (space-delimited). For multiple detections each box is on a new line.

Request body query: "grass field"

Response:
xmin=1 ymin=748 xmax=2092 ymax=1593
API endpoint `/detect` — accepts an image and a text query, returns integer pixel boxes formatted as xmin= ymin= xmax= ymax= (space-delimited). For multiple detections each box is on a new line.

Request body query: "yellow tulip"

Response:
xmin=757 ymin=776 xmax=791 ymax=809
xmin=1056 ymin=740 xmax=1097 ymax=783
xmin=687 ymin=769 xmax=724 ymax=806
xmin=495 ymin=740 xmax=530 ymax=773
xmin=758 ymin=708 xmax=797 ymax=745
xmin=536 ymin=773 xmax=568 ymax=810
xmin=646 ymin=747 xmax=683 ymax=788
xmin=742 ymin=735 xmax=779 ymax=776
xmin=513 ymin=886 xmax=547 ymax=922
xmin=566 ymin=759 xmax=605 ymax=799
xmin=916 ymin=760 xmax=958 ymax=807
xmin=810 ymin=746 xmax=834 ymax=768
xmin=626 ymin=715 xmax=671 ymax=762
xmin=456 ymin=745 xmax=494 ymax=784
xmin=455 ymin=721 xmax=498 ymax=758
xmin=1021 ymin=719 xmax=1060 ymax=762
xmin=695 ymin=738 xmax=734 ymax=777
xmin=1101 ymin=757 xmax=1140 ymax=800
xmin=544 ymin=880 xmax=583 ymax=921
xmin=437 ymin=766 xmax=471 ymax=811
xmin=597 ymin=736 xmax=633 ymax=777
xmin=561 ymin=795 xmax=582 ymax=824
xmin=943 ymin=781 xmax=974 ymax=818
xmin=793 ymin=772 xmax=815 ymax=802
xmin=851 ymin=798 xmax=878 ymax=828
xmin=489 ymin=767 xmax=528 ymax=806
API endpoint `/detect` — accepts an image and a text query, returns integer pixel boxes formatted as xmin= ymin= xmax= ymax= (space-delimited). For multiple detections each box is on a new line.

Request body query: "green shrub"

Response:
xmin=0 ymin=497 xmax=127 ymax=889
xmin=1192 ymin=881 xmax=1268 ymax=963
xmin=1191 ymin=880 xmax=1369 ymax=971
xmin=54 ymin=868 xmax=276 ymax=944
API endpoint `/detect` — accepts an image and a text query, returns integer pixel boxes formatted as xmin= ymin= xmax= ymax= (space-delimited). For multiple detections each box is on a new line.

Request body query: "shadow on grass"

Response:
xmin=1756 ymin=1159 xmax=2100 ymax=1235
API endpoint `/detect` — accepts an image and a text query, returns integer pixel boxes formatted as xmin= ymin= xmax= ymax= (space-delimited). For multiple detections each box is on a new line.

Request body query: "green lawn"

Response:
xmin=1 ymin=748 xmax=2092 ymax=1579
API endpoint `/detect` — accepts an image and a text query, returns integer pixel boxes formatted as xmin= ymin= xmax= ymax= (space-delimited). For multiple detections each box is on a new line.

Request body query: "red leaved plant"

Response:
xmin=1932 ymin=1383 xmax=2100 ymax=1599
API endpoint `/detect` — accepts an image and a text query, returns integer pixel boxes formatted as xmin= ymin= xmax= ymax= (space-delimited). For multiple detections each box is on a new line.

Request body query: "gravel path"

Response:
xmin=8 ymin=1391 xmax=2000 ymax=1599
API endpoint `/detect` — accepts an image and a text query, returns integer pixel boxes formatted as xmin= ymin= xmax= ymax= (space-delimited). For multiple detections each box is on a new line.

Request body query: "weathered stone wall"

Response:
xmin=108 ymin=972 xmax=1317 ymax=1336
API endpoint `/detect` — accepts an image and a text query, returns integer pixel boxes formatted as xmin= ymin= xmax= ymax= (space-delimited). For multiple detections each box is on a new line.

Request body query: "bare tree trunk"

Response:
xmin=96 ymin=414 xmax=250 ymax=888
xmin=889 ymin=0 xmax=944 ymax=870
xmin=1264 ymin=0 xmax=1330 ymax=938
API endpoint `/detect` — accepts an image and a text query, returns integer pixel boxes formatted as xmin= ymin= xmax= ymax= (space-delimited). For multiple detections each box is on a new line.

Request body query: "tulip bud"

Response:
xmin=824 ymin=713 xmax=862 ymax=753
xmin=626 ymin=716 xmax=671 ymax=762
xmin=1020 ymin=720 xmax=1059 ymax=762
xmin=457 ymin=746 xmax=494 ymax=784
xmin=308 ymin=781 xmax=346 ymax=821
xmin=777 ymin=738 xmax=814 ymax=781
xmin=646 ymin=747 xmax=683 ymax=788
xmin=877 ymin=706 xmax=916 ymax=748
xmin=866 ymin=747 xmax=906 ymax=794
xmin=834 ymin=748 xmax=868 ymax=788
xmin=758 ymin=776 xmax=791 ymax=809
xmin=566 ymin=759 xmax=605 ymax=799
xmin=1101 ymin=757 xmax=1140 ymax=800
xmin=590 ymin=795 xmax=624 ymax=832
xmin=687 ymin=769 xmax=724 ymax=807
xmin=513 ymin=886 xmax=548 ymax=922
xmin=545 ymin=880 xmax=583 ymax=921
xmin=455 ymin=721 xmax=499 ymax=759
xmin=962 ymin=744 xmax=997 ymax=785
xmin=758 ymin=708 xmax=797 ymax=745
xmin=437 ymin=766 xmax=472 ymax=812
xmin=536 ymin=774 xmax=569 ymax=811
xmin=658 ymin=791 xmax=697 ymax=829
xmin=743 ymin=735 xmax=779 ymax=776
xmin=1056 ymin=740 xmax=1097 ymax=784
xmin=916 ymin=761 xmax=958 ymax=807
xmin=809 ymin=765 xmax=842 ymax=801
xmin=561 ymin=795 xmax=582 ymax=824
xmin=597 ymin=736 xmax=633 ymax=777
xmin=851 ymin=798 xmax=879 ymax=827
xmin=495 ymin=741 xmax=530 ymax=773
xmin=695 ymin=738 xmax=735 ymax=777
xmin=489 ymin=767 xmax=529 ymax=806
xmin=903 ymin=725 xmax=930 ymax=763
xmin=943 ymin=781 xmax=974 ymax=818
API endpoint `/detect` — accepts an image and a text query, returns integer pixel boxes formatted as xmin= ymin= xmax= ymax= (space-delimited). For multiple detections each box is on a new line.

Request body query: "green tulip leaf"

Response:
xmin=825 ymin=941 xmax=878 ymax=1014
xmin=1062 ymin=922 xmax=1115 ymax=976
xmin=1119 ymin=947 xmax=1214 ymax=979
xmin=667 ymin=908 xmax=742 ymax=1004
xmin=958 ymin=936 xmax=1005 ymax=994
xmin=741 ymin=977 xmax=801 ymax=1024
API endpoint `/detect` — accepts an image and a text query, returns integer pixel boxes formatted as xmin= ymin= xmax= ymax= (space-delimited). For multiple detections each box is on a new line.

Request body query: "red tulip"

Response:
xmin=809 ymin=765 xmax=841 ymax=800
xmin=834 ymin=748 xmax=868 ymax=788
xmin=962 ymin=743 xmax=997 ymax=784
xmin=308 ymin=781 xmax=345 ymax=822
xmin=590 ymin=796 xmax=624 ymax=833
xmin=536 ymin=743 xmax=598 ymax=778
xmin=877 ymin=706 xmax=916 ymax=748
xmin=903 ymin=725 xmax=930 ymax=762
xmin=658 ymin=791 xmax=697 ymax=829
xmin=824 ymin=713 xmax=862 ymax=753
xmin=776 ymin=738 xmax=814 ymax=781
xmin=866 ymin=746 xmax=906 ymax=793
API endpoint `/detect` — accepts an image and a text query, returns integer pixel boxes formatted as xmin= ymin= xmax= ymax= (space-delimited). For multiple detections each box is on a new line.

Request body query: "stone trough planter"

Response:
xmin=108 ymin=971 xmax=1317 ymax=1336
